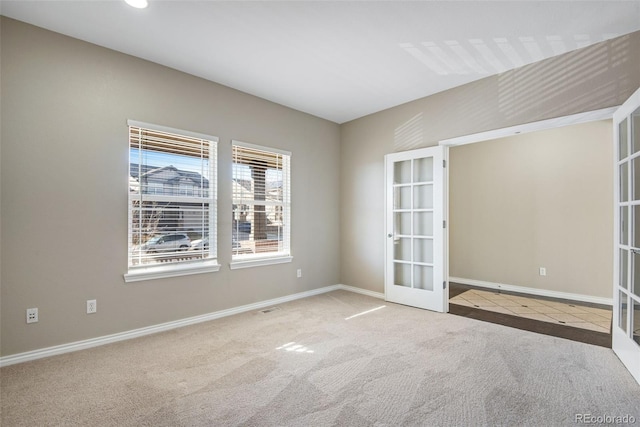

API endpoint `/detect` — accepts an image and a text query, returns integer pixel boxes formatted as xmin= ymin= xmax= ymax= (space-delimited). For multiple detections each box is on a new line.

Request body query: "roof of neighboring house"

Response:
xmin=130 ymin=164 xmax=209 ymax=188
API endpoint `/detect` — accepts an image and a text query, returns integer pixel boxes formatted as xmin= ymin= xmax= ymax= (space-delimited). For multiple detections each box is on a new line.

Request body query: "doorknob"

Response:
xmin=632 ymin=249 xmax=640 ymax=255
xmin=388 ymin=234 xmax=393 ymax=238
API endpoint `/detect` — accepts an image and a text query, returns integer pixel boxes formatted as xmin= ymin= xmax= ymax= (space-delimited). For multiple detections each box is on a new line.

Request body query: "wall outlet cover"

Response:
xmin=26 ymin=308 xmax=38 ymax=323
xmin=87 ymin=299 xmax=97 ymax=314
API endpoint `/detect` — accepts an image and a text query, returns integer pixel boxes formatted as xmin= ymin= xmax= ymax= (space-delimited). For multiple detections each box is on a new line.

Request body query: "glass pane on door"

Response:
xmin=634 ymin=156 xmax=640 ymax=200
xmin=633 ymin=108 xmax=640 ymax=154
xmin=394 ymin=263 xmax=411 ymax=287
xmin=620 ymin=291 xmax=628 ymax=333
xmin=394 ymin=160 xmax=412 ymax=184
xmin=395 ymin=212 xmax=411 ymax=235
xmin=394 ymin=186 xmax=411 ymax=209
xmin=635 ymin=205 xmax=640 ymax=246
xmin=414 ymin=238 xmax=434 ymax=264
xmin=621 ymin=163 xmax=629 ymax=202
xmin=414 ymin=184 xmax=434 ymax=209
xmin=619 ymin=118 xmax=628 ymax=160
xmin=414 ymin=212 xmax=434 ymax=236
xmin=394 ymin=238 xmax=411 ymax=261
xmin=414 ymin=157 xmax=433 ymax=182
xmin=621 ymin=249 xmax=628 ymax=289
xmin=414 ymin=265 xmax=434 ymax=291
xmin=621 ymin=206 xmax=629 ymax=245
xmin=633 ymin=251 xmax=640 ymax=299
xmin=634 ymin=299 xmax=640 ymax=345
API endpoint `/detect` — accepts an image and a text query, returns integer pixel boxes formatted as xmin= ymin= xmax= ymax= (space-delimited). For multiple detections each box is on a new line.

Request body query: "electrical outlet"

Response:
xmin=87 ymin=299 xmax=97 ymax=314
xmin=26 ymin=308 xmax=38 ymax=324
xmin=539 ymin=267 xmax=546 ymax=276
xmin=297 ymin=269 xmax=302 ymax=278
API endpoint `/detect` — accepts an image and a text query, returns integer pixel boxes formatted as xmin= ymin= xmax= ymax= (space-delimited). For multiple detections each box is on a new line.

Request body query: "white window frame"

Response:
xmin=230 ymin=140 xmax=292 ymax=270
xmin=124 ymin=120 xmax=220 ymax=282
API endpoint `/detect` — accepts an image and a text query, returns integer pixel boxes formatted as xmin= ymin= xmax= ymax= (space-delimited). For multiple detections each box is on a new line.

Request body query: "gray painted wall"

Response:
xmin=0 ymin=18 xmax=341 ymax=356
xmin=340 ymin=31 xmax=640 ymax=295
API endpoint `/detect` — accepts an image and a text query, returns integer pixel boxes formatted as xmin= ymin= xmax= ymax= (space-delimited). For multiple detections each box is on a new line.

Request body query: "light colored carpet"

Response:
xmin=2 ymin=290 xmax=639 ymax=426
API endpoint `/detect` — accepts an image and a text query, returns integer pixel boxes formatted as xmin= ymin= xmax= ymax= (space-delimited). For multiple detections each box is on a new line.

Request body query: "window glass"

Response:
xmin=232 ymin=141 xmax=291 ymax=262
xmin=128 ymin=123 xmax=217 ymax=270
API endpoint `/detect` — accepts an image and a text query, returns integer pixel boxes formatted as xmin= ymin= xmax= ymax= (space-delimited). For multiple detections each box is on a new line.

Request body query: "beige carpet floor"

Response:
xmin=1 ymin=290 xmax=639 ymax=426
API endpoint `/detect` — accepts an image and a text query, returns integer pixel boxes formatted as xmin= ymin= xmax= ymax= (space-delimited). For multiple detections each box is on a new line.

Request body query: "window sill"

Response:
xmin=124 ymin=259 xmax=221 ymax=283
xmin=230 ymin=255 xmax=293 ymax=270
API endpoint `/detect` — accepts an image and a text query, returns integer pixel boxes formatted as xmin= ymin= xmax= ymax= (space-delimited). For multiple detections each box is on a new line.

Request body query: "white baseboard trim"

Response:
xmin=449 ymin=277 xmax=613 ymax=306
xmin=0 ymin=284 xmax=347 ymax=367
xmin=0 ymin=283 xmax=384 ymax=368
xmin=337 ymin=284 xmax=385 ymax=300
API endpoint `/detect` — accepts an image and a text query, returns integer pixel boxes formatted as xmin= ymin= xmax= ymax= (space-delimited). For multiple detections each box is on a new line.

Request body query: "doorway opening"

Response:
xmin=439 ymin=107 xmax=616 ymax=346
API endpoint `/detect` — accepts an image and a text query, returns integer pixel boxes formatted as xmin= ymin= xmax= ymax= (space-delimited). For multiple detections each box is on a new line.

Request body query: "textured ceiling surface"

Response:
xmin=2 ymin=1 xmax=639 ymax=123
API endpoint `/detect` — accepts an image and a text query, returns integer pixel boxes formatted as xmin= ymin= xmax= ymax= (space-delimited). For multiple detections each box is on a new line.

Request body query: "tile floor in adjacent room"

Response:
xmin=450 ymin=287 xmax=612 ymax=334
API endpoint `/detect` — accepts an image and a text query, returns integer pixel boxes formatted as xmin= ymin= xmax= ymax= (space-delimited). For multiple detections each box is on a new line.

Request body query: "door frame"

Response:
xmin=437 ymin=107 xmax=618 ymax=313
xmin=438 ymin=107 xmax=617 ymax=148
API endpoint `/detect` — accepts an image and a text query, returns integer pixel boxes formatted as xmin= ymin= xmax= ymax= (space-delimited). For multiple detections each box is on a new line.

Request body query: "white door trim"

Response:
xmin=439 ymin=107 xmax=617 ymax=147
xmin=438 ymin=108 xmax=619 ymax=306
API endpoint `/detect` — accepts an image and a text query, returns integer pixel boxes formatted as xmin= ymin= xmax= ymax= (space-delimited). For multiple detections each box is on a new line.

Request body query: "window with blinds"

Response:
xmin=127 ymin=121 xmax=218 ymax=277
xmin=232 ymin=141 xmax=291 ymax=263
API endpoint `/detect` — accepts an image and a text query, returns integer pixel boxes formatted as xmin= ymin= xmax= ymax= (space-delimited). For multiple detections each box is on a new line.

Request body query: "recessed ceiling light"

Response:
xmin=125 ymin=0 xmax=148 ymax=9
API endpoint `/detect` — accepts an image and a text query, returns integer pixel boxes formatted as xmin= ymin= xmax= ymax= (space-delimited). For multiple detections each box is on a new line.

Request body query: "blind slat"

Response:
xmin=233 ymin=145 xmax=283 ymax=170
xmin=130 ymin=127 xmax=210 ymax=159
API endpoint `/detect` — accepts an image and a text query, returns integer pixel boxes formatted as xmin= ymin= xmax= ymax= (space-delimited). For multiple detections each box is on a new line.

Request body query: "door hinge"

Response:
xmin=443 ymin=159 xmax=446 ymax=168
xmin=443 ymin=281 xmax=446 ymax=289
xmin=443 ymin=220 xmax=446 ymax=228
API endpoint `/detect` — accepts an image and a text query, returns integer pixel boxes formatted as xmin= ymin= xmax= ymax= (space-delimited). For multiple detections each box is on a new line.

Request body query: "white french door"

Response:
xmin=614 ymin=87 xmax=640 ymax=384
xmin=384 ymin=146 xmax=447 ymax=312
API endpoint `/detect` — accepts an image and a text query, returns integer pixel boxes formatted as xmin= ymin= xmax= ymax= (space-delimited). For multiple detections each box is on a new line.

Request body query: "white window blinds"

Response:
xmin=128 ymin=121 xmax=217 ymax=270
xmin=232 ymin=141 xmax=291 ymax=260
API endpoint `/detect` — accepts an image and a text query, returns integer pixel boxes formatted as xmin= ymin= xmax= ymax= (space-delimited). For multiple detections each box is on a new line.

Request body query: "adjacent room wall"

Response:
xmin=340 ymin=31 xmax=640 ymax=295
xmin=0 ymin=18 xmax=341 ymax=357
xmin=449 ymin=120 xmax=613 ymax=298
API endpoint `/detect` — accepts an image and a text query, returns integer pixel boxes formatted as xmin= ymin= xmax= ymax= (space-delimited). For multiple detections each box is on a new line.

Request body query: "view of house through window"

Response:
xmin=232 ymin=141 xmax=291 ymax=261
xmin=128 ymin=122 xmax=217 ymax=270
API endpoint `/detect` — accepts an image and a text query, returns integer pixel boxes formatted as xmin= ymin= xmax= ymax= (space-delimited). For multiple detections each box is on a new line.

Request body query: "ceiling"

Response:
xmin=2 ymin=1 xmax=639 ymax=124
